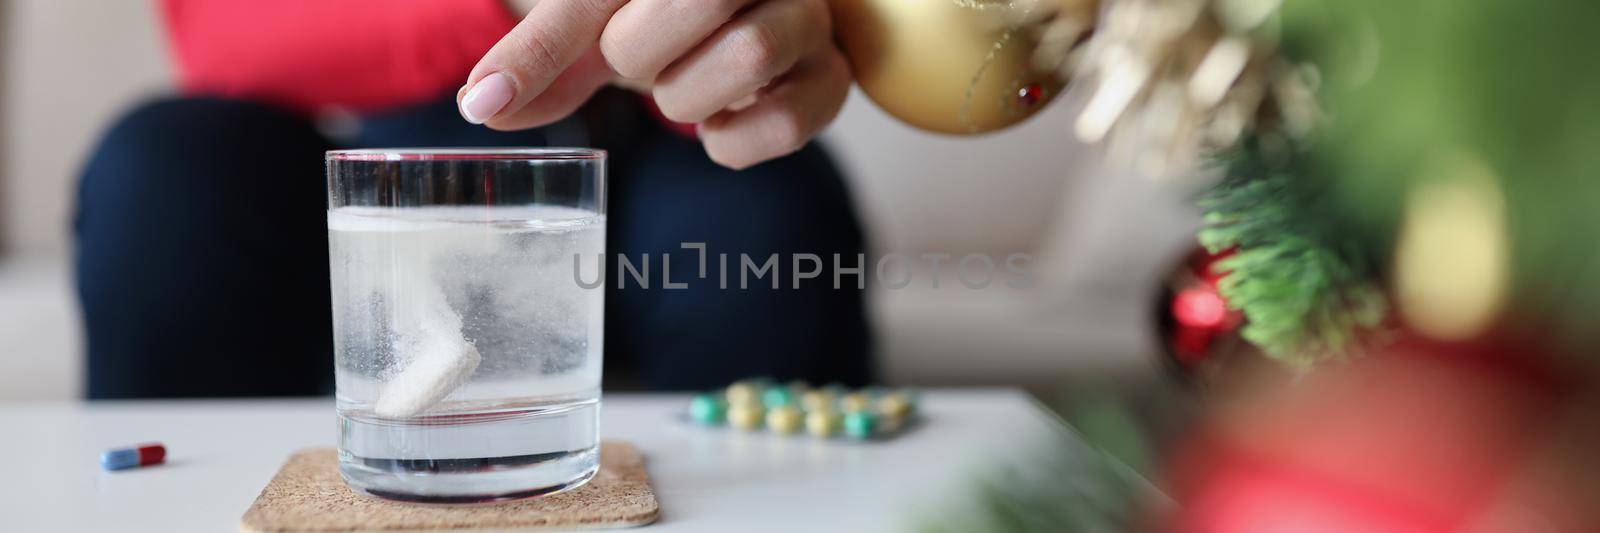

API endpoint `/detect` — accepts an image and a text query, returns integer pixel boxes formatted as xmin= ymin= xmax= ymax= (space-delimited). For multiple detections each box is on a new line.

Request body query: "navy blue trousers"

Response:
xmin=77 ymin=95 xmax=872 ymax=398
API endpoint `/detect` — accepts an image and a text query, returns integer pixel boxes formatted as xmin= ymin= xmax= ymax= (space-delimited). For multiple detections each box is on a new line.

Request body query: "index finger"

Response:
xmin=459 ymin=0 xmax=628 ymax=125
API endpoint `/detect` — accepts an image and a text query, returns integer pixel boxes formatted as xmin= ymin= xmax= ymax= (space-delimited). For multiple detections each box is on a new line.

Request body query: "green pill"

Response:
xmin=689 ymin=393 xmax=726 ymax=425
xmin=843 ymin=410 xmax=877 ymax=440
xmin=762 ymin=386 xmax=795 ymax=409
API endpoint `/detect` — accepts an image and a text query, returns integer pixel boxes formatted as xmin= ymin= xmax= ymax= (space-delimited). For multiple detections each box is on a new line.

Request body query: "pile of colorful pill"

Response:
xmin=100 ymin=442 xmax=166 ymax=471
xmin=688 ymin=379 xmax=918 ymax=440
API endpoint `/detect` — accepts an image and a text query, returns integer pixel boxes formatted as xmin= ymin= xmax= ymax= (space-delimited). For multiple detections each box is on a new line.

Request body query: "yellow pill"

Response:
xmin=766 ymin=406 xmax=804 ymax=435
xmin=840 ymin=392 xmax=873 ymax=413
xmin=877 ymin=394 xmax=912 ymax=419
xmin=805 ymin=409 xmax=843 ymax=437
xmin=726 ymin=383 xmax=761 ymax=406
xmin=728 ymin=404 xmax=766 ymax=431
xmin=800 ymin=390 xmax=835 ymax=412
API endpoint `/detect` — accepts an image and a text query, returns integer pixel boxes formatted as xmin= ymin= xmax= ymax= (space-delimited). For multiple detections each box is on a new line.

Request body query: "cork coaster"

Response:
xmin=241 ymin=442 xmax=659 ymax=532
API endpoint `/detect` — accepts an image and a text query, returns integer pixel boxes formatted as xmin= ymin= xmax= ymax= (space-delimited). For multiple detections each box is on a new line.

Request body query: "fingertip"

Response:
xmin=710 ymin=153 xmax=754 ymax=171
xmin=701 ymin=136 xmax=757 ymax=171
xmin=459 ymin=72 xmax=515 ymax=125
xmin=454 ymin=84 xmax=472 ymax=122
xmin=718 ymin=155 xmax=755 ymax=171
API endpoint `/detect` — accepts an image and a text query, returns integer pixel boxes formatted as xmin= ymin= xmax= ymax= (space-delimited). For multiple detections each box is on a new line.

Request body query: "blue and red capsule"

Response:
xmin=100 ymin=443 xmax=166 ymax=471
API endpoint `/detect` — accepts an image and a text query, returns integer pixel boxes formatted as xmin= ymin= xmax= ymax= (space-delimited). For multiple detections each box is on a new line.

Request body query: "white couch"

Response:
xmin=0 ymin=0 xmax=1195 ymax=400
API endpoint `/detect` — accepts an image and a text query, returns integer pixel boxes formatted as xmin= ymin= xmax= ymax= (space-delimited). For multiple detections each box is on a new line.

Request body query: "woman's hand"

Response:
xmin=461 ymin=0 xmax=851 ymax=170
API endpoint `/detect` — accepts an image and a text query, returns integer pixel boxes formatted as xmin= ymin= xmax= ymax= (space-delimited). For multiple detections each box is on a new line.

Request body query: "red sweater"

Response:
xmin=159 ymin=0 xmax=519 ymax=114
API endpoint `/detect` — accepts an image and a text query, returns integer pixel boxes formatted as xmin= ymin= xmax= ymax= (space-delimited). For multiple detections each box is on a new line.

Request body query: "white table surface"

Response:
xmin=0 ymin=389 xmax=1117 ymax=532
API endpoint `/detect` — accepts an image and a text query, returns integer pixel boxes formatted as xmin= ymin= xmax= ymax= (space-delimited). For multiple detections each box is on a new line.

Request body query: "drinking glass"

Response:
xmin=326 ymin=148 xmax=607 ymax=502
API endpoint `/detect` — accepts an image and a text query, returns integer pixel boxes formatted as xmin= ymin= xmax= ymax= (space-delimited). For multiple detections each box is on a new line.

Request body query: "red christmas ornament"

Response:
xmin=1174 ymin=288 xmax=1229 ymax=329
xmin=1158 ymin=247 xmax=1244 ymax=369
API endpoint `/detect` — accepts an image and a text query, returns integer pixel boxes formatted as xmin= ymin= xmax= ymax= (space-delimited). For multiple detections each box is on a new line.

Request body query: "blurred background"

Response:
xmin=0 ymin=0 xmax=1196 ymax=401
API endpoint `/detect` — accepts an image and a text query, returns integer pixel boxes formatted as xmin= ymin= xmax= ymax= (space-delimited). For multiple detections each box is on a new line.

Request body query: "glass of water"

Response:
xmin=326 ymin=148 xmax=606 ymax=502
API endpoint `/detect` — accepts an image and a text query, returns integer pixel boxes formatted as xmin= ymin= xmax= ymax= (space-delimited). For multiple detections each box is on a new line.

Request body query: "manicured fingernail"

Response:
xmin=460 ymin=72 xmax=513 ymax=124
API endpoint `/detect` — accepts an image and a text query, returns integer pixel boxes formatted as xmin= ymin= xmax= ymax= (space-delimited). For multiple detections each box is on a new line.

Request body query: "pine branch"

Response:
xmin=1197 ymin=139 xmax=1388 ymax=369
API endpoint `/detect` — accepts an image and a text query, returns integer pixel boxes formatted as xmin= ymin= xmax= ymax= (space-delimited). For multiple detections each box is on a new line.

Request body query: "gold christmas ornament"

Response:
xmin=831 ymin=0 xmax=1066 ymax=135
xmin=833 ymin=0 xmax=1307 ymax=173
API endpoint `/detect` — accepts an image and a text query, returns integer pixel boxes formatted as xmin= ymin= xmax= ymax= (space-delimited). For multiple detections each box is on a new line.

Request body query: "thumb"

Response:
xmin=458 ymin=0 xmax=626 ymax=129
